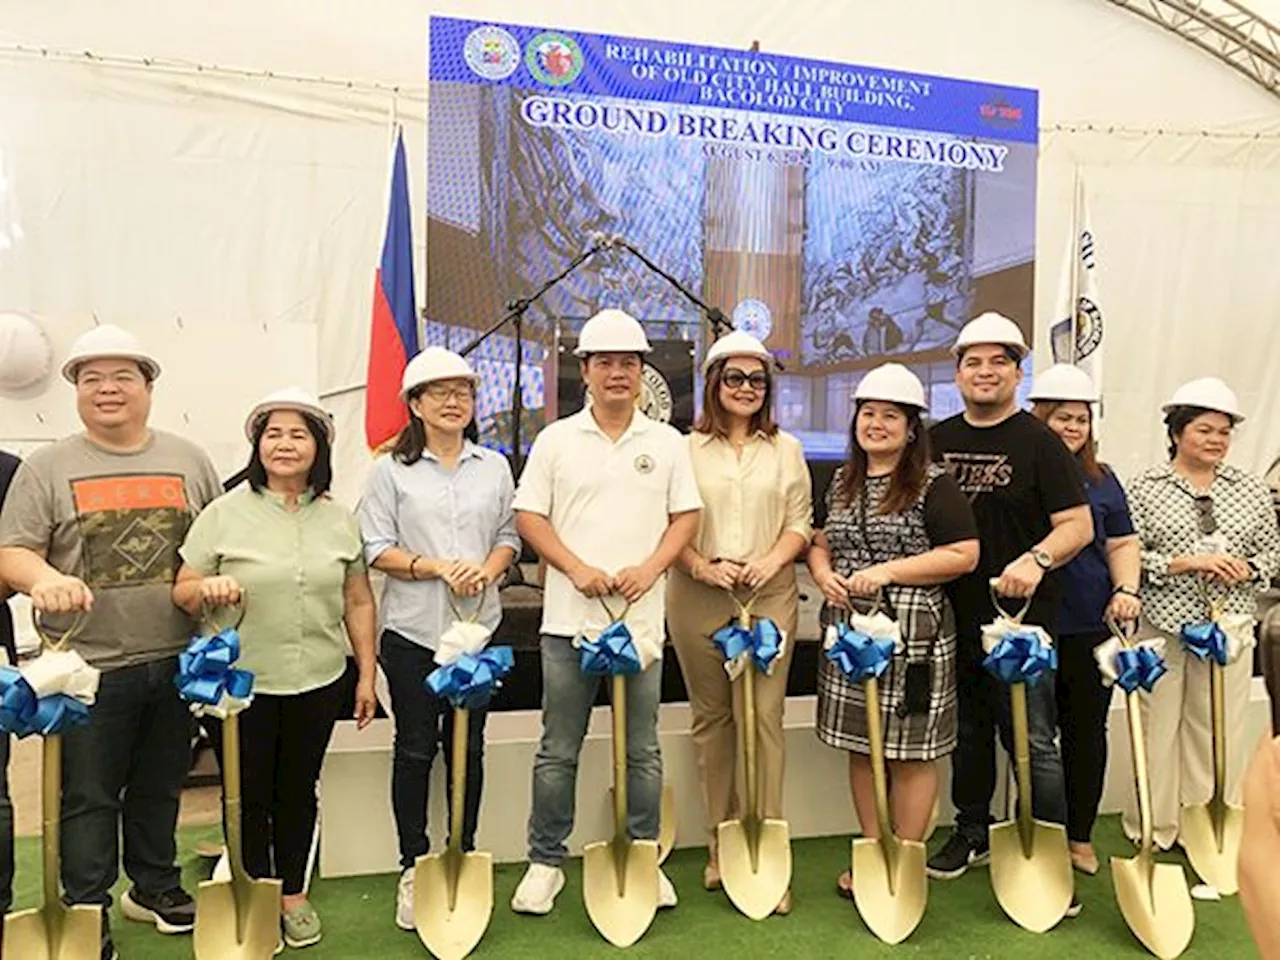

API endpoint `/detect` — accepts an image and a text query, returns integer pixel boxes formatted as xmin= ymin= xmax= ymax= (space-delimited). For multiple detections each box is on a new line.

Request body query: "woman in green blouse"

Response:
xmin=172 ymin=388 xmax=377 ymax=950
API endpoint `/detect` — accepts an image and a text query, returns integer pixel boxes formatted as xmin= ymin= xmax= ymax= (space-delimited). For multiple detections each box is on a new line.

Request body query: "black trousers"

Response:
xmin=380 ymin=630 xmax=486 ymax=869
xmin=1055 ymin=630 xmax=1114 ymax=844
xmin=206 ymin=674 xmax=346 ymax=895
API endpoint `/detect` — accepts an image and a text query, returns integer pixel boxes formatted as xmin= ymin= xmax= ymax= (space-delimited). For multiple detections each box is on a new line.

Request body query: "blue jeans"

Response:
xmin=951 ymin=644 xmax=1067 ymax=845
xmin=527 ymin=635 xmax=663 ymax=866
xmin=61 ymin=657 xmax=193 ymax=906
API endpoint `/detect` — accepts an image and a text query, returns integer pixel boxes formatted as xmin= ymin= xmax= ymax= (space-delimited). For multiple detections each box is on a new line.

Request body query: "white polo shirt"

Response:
xmin=514 ymin=407 xmax=702 ymax=664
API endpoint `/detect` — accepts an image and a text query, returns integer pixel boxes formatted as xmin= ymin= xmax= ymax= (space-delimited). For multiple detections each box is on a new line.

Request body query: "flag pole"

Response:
xmin=1068 ymin=166 xmax=1083 ymax=364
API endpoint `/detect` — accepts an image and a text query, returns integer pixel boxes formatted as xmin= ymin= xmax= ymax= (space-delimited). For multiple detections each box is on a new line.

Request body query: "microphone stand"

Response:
xmin=610 ymin=238 xmax=734 ymax=340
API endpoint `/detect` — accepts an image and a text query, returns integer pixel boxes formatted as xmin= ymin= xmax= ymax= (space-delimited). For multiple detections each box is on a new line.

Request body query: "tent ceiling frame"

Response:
xmin=1104 ymin=0 xmax=1280 ymax=96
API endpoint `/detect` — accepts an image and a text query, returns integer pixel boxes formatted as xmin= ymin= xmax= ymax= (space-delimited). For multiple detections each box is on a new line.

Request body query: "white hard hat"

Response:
xmin=244 ymin=387 xmax=335 ymax=442
xmin=574 ymin=309 xmax=651 ymax=356
xmin=1027 ymin=363 xmax=1099 ymax=403
xmin=1162 ymin=376 xmax=1244 ymax=423
xmin=703 ymin=330 xmax=772 ymax=375
xmin=855 ymin=363 xmax=927 ymax=409
xmin=61 ymin=324 xmax=161 ymax=383
xmin=0 ymin=311 xmax=53 ymax=398
xmin=401 ymin=347 xmax=480 ymax=399
xmin=951 ymin=311 xmax=1028 ymax=360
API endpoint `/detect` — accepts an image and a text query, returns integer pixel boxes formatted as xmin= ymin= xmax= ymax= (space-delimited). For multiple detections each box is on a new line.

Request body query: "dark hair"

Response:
xmin=1031 ymin=400 xmax=1105 ymax=482
xmin=955 ymin=344 xmax=1023 ymax=367
xmin=694 ymin=356 xmax=779 ymax=438
xmin=1164 ymin=404 xmax=1231 ymax=460
xmin=836 ymin=400 xmax=931 ymax=516
xmin=390 ymin=384 xmax=480 ymax=465
xmin=246 ymin=409 xmax=333 ymax=496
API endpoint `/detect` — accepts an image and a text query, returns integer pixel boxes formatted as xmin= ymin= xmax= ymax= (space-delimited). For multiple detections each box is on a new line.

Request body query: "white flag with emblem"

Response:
xmin=1050 ymin=179 xmax=1104 ymax=394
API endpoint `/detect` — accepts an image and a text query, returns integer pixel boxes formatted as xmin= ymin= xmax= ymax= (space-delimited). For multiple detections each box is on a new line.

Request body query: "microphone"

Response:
xmin=584 ymin=231 xmax=609 ymax=253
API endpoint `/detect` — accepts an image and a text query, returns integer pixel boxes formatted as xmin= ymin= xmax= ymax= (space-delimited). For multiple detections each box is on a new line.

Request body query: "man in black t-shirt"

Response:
xmin=926 ymin=313 xmax=1093 ymax=890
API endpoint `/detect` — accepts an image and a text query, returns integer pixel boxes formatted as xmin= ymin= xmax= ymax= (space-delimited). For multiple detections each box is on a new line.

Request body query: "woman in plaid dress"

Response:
xmin=807 ymin=364 xmax=978 ymax=898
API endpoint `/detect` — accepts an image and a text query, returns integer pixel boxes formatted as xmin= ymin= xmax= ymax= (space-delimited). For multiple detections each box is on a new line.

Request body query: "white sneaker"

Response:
xmin=395 ymin=869 xmax=415 ymax=931
xmin=657 ymin=867 xmax=678 ymax=909
xmin=511 ymin=863 xmax=565 ymax=915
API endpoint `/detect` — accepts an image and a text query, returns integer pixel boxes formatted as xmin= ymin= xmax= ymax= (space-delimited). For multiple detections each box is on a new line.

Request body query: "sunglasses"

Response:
xmin=1194 ymin=495 xmax=1217 ymax=535
xmin=722 ymin=370 xmax=769 ymax=391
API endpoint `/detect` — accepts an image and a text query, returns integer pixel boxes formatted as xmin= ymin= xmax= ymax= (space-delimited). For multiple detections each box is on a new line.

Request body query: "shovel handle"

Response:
xmin=611 ymin=676 xmax=628 ymax=838
xmin=40 ymin=735 xmax=63 ymax=911
xmin=1125 ymin=691 xmax=1156 ymax=862
xmin=1209 ymin=661 xmax=1228 ymax=844
xmin=863 ymin=678 xmax=899 ymax=880
xmin=449 ymin=708 xmax=470 ymax=854
xmin=1009 ymin=683 xmax=1035 ymax=857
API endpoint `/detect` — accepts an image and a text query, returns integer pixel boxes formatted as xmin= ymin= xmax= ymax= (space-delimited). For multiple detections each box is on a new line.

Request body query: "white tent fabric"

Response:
xmin=2 ymin=0 xmax=1280 ymax=502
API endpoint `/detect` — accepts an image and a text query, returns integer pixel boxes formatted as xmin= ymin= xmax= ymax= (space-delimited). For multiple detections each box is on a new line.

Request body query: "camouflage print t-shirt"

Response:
xmin=0 ymin=431 xmax=223 ymax=670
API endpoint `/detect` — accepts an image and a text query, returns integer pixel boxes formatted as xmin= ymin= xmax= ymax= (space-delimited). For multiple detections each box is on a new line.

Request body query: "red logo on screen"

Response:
xmin=979 ymin=99 xmax=1023 ymax=128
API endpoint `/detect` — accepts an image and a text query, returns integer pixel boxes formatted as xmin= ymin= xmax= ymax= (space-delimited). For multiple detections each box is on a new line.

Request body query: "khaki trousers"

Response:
xmin=667 ymin=568 xmax=797 ymax=845
xmin=1122 ymin=620 xmax=1258 ymax=850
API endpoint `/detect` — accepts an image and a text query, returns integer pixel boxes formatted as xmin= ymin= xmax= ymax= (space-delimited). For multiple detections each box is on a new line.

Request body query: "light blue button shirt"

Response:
xmin=357 ymin=442 xmax=520 ymax=650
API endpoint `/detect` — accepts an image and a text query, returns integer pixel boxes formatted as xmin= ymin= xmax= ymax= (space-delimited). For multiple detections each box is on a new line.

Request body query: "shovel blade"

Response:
xmin=717 ymin=819 xmax=792 ymax=921
xmin=1111 ymin=856 xmax=1195 ymax=960
xmin=582 ymin=838 xmax=659 ymax=948
xmin=193 ymin=876 xmax=283 ymax=960
xmin=988 ymin=819 xmax=1072 ymax=932
xmin=851 ymin=837 xmax=927 ymax=945
xmin=414 ymin=851 xmax=493 ymax=960
xmin=4 ymin=902 xmax=102 ymax=960
xmin=1179 ymin=803 xmax=1244 ymax=895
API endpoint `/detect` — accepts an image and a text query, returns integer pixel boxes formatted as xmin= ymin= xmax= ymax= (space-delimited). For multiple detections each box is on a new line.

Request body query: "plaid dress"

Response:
xmin=815 ymin=465 xmax=959 ymax=761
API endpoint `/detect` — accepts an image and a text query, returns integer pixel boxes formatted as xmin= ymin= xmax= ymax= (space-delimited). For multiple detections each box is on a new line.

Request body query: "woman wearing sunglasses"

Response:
xmin=668 ymin=331 xmax=813 ymax=914
xmin=1124 ymin=376 xmax=1279 ymax=851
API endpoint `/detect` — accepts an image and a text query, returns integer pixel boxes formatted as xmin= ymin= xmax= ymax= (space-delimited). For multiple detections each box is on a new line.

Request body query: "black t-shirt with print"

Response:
xmin=929 ymin=410 xmax=1086 ymax=640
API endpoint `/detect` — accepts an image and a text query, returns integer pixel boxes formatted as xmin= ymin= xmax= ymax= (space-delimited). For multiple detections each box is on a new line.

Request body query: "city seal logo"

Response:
xmin=634 ymin=454 xmax=655 ymax=475
xmin=525 ymin=31 xmax=585 ymax=86
xmin=637 ymin=363 xmax=674 ymax=424
xmin=1074 ymin=296 xmax=1104 ymax=360
xmin=732 ymin=298 xmax=773 ymax=342
xmin=464 ymin=26 xmax=520 ymax=81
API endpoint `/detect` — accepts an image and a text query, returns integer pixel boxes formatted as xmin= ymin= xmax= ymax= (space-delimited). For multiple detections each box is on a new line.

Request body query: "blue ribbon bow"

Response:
xmin=174 ymin=630 xmax=255 ymax=706
xmin=983 ymin=629 xmax=1058 ymax=685
xmin=579 ymin=620 xmax=642 ymax=676
xmin=825 ymin=624 xmax=897 ymax=683
xmin=1180 ymin=620 xmax=1229 ymax=666
xmin=713 ymin=617 xmax=784 ymax=674
xmin=1115 ymin=646 xmax=1168 ymax=693
xmin=426 ymin=646 xmax=514 ymax=709
xmin=0 ymin=667 xmax=91 ymax=738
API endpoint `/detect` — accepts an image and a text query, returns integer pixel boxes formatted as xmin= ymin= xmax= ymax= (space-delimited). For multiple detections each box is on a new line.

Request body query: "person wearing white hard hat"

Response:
xmin=1028 ymin=364 xmax=1141 ymax=874
xmin=173 ymin=388 xmax=377 ymax=949
xmin=356 ymin=347 xmax=519 ymax=931
xmin=807 ymin=363 xmax=979 ymax=899
xmin=510 ymin=308 xmax=701 ymax=916
xmin=926 ymin=314 xmax=1092 ymax=907
xmin=0 ymin=324 xmax=222 ymax=958
xmin=667 ymin=330 xmax=812 ymax=911
xmin=1123 ymin=376 xmax=1278 ymax=853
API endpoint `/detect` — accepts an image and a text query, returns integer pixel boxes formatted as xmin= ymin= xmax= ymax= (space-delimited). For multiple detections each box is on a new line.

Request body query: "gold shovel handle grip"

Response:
xmin=200 ymin=593 xmax=247 ymax=636
xmin=988 ymin=578 xmax=1033 ymax=624
xmin=29 ymin=605 xmax=88 ymax=654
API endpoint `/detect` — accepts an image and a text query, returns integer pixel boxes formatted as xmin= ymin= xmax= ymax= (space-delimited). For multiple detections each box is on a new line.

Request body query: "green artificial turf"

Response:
xmin=11 ymin=815 xmax=1256 ymax=958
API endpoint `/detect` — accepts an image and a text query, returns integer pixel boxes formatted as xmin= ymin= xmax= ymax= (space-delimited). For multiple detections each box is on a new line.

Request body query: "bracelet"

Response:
xmin=1111 ymin=585 xmax=1139 ymax=598
xmin=409 ymin=556 xmax=423 ymax=581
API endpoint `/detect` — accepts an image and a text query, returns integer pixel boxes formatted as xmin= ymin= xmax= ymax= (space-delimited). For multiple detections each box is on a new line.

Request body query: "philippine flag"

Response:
xmin=365 ymin=128 xmax=418 ymax=450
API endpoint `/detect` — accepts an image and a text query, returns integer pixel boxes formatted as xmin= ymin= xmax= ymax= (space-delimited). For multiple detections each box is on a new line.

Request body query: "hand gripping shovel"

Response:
xmin=1178 ymin=585 xmax=1244 ymax=895
xmin=4 ymin=611 xmax=102 ymax=960
xmin=1106 ymin=622 xmax=1195 ymax=959
xmin=852 ymin=666 xmax=927 ymax=943
xmin=189 ymin=599 xmax=283 ymax=960
xmin=984 ymin=584 xmax=1072 ymax=933
xmin=582 ymin=598 xmax=659 ymax=948
xmin=717 ymin=590 xmax=792 ymax=921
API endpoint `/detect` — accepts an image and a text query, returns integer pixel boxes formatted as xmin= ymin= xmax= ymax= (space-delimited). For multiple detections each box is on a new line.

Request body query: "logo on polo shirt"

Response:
xmin=634 ymin=454 xmax=655 ymax=474
xmin=638 ymin=363 xmax=674 ymax=424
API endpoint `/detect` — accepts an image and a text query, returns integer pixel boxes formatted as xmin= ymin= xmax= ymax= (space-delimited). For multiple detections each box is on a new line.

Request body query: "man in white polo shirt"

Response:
xmin=510 ymin=309 xmax=702 ymax=916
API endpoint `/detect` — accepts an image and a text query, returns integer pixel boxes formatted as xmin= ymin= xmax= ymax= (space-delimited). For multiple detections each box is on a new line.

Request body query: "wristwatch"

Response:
xmin=1029 ymin=548 xmax=1053 ymax=571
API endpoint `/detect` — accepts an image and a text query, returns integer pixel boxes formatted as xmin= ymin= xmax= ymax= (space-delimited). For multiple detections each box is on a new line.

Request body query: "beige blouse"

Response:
xmin=689 ymin=429 xmax=814 ymax=561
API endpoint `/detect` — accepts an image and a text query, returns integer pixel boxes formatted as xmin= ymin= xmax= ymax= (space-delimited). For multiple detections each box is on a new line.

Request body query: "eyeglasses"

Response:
xmin=722 ymin=370 xmax=769 ymax=391
xmin=421 ymin=384 xmax=473 ymax=402
xmin=1194 ymin=495 xmax=1217 ymax=535
xmin=77 ymin=371 xmax=144 ymax=390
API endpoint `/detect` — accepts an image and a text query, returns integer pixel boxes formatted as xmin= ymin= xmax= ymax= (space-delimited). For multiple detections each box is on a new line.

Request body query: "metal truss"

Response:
xmin=1104 ymin=0 xmax=1280 ymax=97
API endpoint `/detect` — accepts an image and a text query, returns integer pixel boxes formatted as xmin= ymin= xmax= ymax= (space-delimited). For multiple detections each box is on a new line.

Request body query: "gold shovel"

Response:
xmin=5 ymin=609 xmax=102 ymax=960
xmin=1110 ymin=624 xmax=1195 ymax=959
xmin=193 ymin=599 xmax=283 ymax=960
xmin=582 ymin=673 xmax=659 ymax=947
xmin=415 ymin=707 xmax=493 ymax=960
xmin=985 ymin=585 xmax=1072 ymax=933
xmin=851 ymin=673 xmax=927 ymax=944
xmin=717 ymin=592 xmax=792 ymax=921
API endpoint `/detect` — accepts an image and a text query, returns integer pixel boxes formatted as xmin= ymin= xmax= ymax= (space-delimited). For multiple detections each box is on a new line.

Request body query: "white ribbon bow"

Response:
xmin=22 ymin=649 xmax=101 ymax=705
xmin=980 ymin=616 xmax=1053 ymax=656
xmin=823 ymin=609 xmax=903 ymax=655
xmin=1093 ymin=635 xmax=1167 ymax=687
xmin=1218 ymin=612 xmax=1256 ymax=665
xmin=434 ymin=621 xmax=494 ymax=666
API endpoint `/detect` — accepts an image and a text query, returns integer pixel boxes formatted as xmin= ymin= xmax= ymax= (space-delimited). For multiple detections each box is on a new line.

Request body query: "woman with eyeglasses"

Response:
xmin=1028 ymin=364 xmax=1141 ymax=875
xmin=668 ymin=331 xmax=813 ymax=915
xmin=356 ymin=348 xmax=519 ymax=932
xmin=1124 ymin=377 xmax=1279 ymax=851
